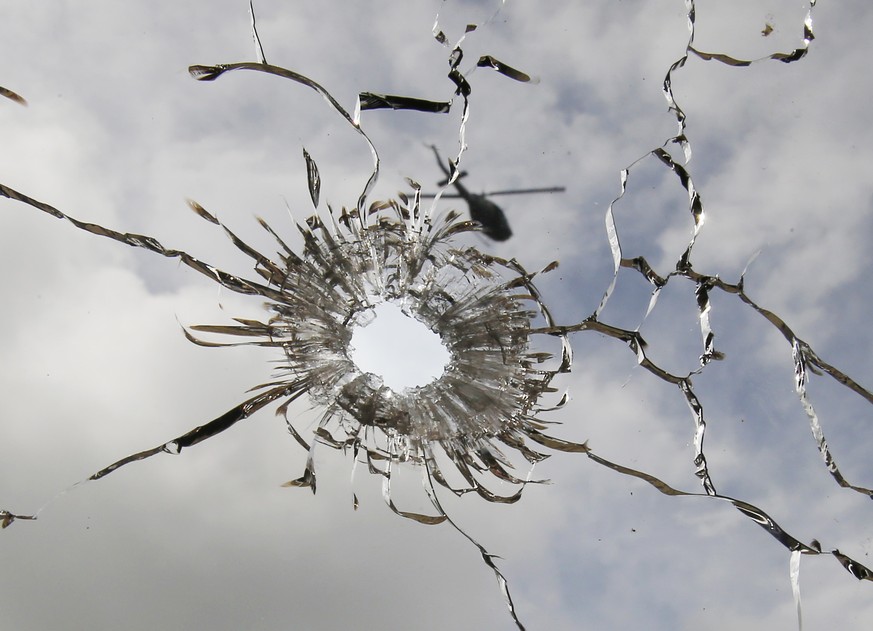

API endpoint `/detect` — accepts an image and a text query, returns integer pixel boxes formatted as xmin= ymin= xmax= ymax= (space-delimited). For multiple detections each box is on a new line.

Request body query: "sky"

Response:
xmin=2 ymin=1 xmax=873 ymax=629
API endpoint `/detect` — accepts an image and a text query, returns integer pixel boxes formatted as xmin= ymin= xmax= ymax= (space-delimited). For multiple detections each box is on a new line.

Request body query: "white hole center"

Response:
xmin=351 ymin=302 xmax=449 ymax=391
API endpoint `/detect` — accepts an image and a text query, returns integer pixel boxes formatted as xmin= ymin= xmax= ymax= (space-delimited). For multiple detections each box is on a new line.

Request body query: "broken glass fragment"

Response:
xmin=0 ymin=85 xmax=26 ymax=106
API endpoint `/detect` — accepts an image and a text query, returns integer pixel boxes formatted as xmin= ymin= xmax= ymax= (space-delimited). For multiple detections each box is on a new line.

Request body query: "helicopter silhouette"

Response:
xmin=423 ymin=144 xmax=565 ymax=241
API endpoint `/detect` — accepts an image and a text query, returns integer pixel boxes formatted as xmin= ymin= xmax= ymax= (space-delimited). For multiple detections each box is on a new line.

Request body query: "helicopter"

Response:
xmin=423 ymin=144 xmax=565 ymax=241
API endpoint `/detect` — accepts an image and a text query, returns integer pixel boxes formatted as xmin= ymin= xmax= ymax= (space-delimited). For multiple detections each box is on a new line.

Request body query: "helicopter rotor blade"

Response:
xmin=436 ymin=170 xmax=468 ymax=187
xmin=419 ymin=186 xmax=565 ymax=199
xmin=482 ymin=186 xmax=566 ymax=196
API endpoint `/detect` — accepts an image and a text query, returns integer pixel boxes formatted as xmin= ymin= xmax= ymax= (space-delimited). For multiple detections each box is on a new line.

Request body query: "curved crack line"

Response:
xmin=688 ymin=1 xmax=817 ymax=67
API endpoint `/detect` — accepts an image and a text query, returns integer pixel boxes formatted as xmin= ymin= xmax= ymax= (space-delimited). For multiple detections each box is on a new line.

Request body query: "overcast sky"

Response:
xmin=3 ymin=1 xmax=873 ymax=630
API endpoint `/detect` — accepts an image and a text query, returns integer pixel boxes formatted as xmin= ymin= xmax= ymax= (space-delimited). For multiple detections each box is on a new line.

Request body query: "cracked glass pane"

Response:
xmin=2 ymin=1 xmax=873 ymax=629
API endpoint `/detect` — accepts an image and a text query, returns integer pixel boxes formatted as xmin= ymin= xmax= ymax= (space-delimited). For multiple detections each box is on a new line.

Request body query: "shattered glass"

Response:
xmin=2 ymin=1 xmax=873 ymax=629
